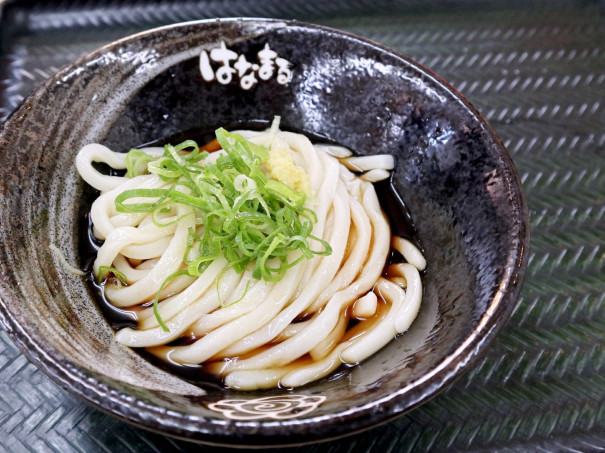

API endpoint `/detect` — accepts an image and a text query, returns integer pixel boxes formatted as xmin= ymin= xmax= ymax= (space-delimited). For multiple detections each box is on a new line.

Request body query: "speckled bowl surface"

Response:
xmin=0 ymin=19 xmax=528 ymax=447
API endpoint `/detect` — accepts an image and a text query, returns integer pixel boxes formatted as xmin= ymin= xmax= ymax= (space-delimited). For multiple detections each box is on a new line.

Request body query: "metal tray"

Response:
xmin=1 ymin=1 xmax=603 ymax=451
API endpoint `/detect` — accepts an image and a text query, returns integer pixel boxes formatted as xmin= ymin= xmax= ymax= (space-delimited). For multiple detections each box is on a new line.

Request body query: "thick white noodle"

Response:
xmin=352 ymin=292 xmax=378 ymax=319
xmin=76 ymin=127 xmax=425 ymax=390
xmin=115 ymin=264 xmax=242 ymax=347
xmin=217 ymin=183 xmax=391 ymax=374
xmin=77 ymin=144 xmax=163 ymax=192
xmin=360 ymin=168 xmax=391 ymax=182
xmin=170 ymin=258 xmax=306 ymax=364
xmin=392 ymin=236 xmax=427 ymax=271
xmin=315 ymin=144 xmax=353 ymax=158
xmin=341 ymin=154 xmax=395 ymax=172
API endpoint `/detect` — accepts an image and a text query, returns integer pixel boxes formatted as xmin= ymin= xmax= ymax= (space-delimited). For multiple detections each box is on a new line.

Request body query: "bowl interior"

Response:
xmin=0 ymin=19 xmax=527 ymax=446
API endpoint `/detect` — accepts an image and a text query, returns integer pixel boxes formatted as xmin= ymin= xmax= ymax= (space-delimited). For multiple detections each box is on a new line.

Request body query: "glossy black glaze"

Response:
xmin=0 ymin=19 xmax=529 ymax=446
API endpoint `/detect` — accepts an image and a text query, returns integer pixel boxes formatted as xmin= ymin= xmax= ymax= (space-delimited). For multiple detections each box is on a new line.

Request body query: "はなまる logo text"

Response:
xmin=200 ymin=42 xmax=292 ymax=90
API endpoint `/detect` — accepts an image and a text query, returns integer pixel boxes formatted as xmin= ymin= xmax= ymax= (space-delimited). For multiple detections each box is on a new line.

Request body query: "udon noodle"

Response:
xmin=76 ymin=122 xmax=425 ymax=390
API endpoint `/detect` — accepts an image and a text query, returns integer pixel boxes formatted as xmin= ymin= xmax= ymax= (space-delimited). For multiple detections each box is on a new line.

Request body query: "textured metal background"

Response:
xmin=1 ymin=1 xmax=604 ymax=451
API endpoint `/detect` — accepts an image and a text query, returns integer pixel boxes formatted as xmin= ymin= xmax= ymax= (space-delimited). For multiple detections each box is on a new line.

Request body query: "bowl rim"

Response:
xmin=0 ymin=17 xmax=530 ymax=446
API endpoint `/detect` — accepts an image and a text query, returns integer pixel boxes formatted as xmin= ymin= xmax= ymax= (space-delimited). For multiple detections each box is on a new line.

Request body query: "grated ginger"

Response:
xmin=264 ymin=145 xmax=311 ymax=196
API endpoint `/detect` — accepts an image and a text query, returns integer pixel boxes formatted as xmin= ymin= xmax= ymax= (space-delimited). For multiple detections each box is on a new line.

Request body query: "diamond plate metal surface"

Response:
xmin=1 ymin=0 xmax=604 ymax=451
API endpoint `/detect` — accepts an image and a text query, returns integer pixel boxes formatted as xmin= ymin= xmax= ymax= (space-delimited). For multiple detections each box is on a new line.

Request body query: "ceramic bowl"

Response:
xmin=0 ymin=19 xmax=529 ymax=447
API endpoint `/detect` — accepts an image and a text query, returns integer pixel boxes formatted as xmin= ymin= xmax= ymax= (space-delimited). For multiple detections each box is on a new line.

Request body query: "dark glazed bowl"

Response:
xmin=0 ymin=19 xmax=529 ymax=447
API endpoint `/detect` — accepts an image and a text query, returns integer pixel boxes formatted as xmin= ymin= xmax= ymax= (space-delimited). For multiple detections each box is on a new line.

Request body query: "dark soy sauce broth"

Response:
xmin=79 ymin=121 xmax=421 ymax=389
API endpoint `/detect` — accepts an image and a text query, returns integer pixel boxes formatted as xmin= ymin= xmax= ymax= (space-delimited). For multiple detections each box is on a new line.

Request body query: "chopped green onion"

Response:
xmin=151 ymin=269 xmax=190 ymax=332
xmin=98 ymin=266 xmax=128 ymax=286
xmin=106 ymin=127 xmax=332 ymax=330
xmin=125 ymin=149 xmax=156 ymax=178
